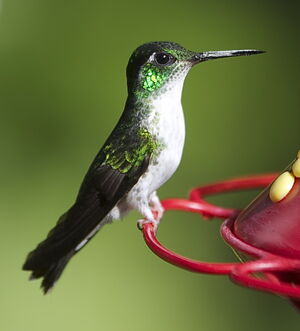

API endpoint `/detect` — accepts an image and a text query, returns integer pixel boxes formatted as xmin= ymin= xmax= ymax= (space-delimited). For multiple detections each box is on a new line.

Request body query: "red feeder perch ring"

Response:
xmin=140 ymin=172 xmax=300 ymax=312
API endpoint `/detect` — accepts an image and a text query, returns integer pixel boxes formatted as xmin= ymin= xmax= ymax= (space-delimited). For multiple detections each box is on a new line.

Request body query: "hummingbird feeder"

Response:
xmin=139 ymin=150 xmax=300 ymax=312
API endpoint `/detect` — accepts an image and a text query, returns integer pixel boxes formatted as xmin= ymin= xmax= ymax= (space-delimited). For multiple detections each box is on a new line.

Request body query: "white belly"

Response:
xmin=127 ymin=84 xmax=186 ymax=205
xmin=142 ymin=108 xmax=185 ymax=193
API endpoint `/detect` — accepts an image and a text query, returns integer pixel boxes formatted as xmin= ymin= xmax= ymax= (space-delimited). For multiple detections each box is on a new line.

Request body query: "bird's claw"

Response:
xmin=149 ymin=192 xmax=164 ymax=221
xmin=137 ymin=218 xmax=160 ymax=232
xmin=153 ymin=205 xmax=164 ymax=221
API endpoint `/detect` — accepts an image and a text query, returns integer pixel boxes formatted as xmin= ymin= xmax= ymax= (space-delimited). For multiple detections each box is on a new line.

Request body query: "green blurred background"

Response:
xmin=0 ymin=0 xmax=299 ymax=330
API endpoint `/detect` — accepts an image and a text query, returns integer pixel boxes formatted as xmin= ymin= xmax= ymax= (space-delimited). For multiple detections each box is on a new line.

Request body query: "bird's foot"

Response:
xmin=149 ymin=192 xmax=165 ymax=221
xmin=137 ymin=218 xmax=159 ymax=232
xmin=151 ymin=205 xmax=164 ymax=222
xmin=137 ymin=192 xmax=164 ymax=232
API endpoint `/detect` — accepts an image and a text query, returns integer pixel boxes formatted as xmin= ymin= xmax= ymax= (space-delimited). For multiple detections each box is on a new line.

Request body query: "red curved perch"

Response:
xmin=140 ymin=174 xmax=300 ymax=310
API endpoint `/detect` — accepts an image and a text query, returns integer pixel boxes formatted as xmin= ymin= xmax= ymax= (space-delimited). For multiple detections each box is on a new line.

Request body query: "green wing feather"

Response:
xmin=78 ymin=127 xmax=161 ymax=202
xmin=103 ymin=128 xmax=160 ymax=174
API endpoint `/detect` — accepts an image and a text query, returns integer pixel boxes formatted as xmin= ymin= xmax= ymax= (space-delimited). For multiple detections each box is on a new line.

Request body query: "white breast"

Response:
xmin=133 ymin=79 xmax=187 ymax=198
xmin=149 ymin=88 xmax=185 ymax=187
xmin=113 ymin=76 xmax=188 ymax=219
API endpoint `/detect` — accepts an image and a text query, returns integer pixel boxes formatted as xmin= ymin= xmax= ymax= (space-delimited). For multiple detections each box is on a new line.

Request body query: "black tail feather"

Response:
xmin=23 ymin=189 xmax=115 ymax=292
xmin=28 ymin=251 xmax=75 ymax=293
xmin=41 ymin=251 xmax=75 ymax=293
xmin=23 ymin=157 xmax=148 ymax=292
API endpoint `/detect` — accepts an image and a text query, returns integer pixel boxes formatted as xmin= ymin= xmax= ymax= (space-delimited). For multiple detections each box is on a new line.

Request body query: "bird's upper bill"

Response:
xmin=189 ymin=49 xmax=265 ymax=64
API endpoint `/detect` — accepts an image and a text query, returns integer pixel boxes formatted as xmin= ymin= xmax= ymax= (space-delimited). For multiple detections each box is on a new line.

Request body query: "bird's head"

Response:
xmin=126 ymin=41 xmax=263 ymax=98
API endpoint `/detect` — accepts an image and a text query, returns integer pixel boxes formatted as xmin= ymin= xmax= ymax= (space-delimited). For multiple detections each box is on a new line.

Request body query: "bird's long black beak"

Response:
xmin=190 ymin=49 xmax=265 ymax=64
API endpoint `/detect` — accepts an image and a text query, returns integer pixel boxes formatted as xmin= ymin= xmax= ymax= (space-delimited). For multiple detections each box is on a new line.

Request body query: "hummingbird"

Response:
xmin=23 ymin=41 xmax=263 ymax=293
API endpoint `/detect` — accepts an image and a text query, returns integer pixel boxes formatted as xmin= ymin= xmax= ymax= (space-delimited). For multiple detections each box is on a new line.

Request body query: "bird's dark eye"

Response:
xmin=154 ymin=52 xmax=175 ymax=66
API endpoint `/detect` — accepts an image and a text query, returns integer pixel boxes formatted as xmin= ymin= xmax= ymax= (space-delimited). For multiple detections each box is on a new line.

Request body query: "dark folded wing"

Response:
xmin=23 ymin=130 xmax=155 ymax=269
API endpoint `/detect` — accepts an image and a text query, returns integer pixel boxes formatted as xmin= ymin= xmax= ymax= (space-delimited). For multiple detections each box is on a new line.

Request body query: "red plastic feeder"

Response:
xmin=140 ymin=154 xmax=300 ymax=312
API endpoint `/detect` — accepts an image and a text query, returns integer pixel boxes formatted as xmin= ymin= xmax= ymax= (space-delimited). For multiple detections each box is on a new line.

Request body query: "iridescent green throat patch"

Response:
xmin=142 ymin=64 xmax=172 ymax=92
